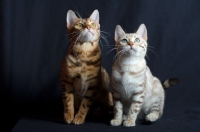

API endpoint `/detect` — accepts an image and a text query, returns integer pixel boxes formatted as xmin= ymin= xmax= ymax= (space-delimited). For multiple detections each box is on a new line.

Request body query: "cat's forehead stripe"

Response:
xmin=76 ymin=19 xmax=97 ymax=25
xmin=125 ymin=33 xmax=134 ymax=37
xmin=124 ymin=34 xmax=138 ymax=40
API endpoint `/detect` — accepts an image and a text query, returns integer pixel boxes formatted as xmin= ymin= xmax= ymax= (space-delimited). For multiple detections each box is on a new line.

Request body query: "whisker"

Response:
xmin=102 ymin=44 xmax=125 ymax=47
xmin=145 ymin=54 xmax=150 ymax=62
xmin=68 ymin=33 xmax=79 ymax=41
xmin=118 ymin=49 xmax=127 ymax=62
xmin=100 ymin=31 xmax=113 ymax=37
xmin=67 ymin=31 xmax=80 ymax=36
xmin=68 ymin=34 xmax=81 ymax=54
xmin=74 ymin=8 xmax=82 ymax=19
xmin=147 ymin=45 xmax=155 ymax=49
xmin=113 ymin=49 xmax=124 ymax=61
xmin=99 ymin=39 xmax=104 ymax=50
xmin=64 ymin=33 xmax=79 ymax=48
xmin=106 ymin=47 xmax=118 ymax=56
xmin=74 ymin=34 xmax=82 ymax=45
xmin=100 ymin=33 xmax=109 ymax=47
xmin=147 ymin=48 xmax=158 ymax=58
xmin=67 ymin=44 xmax=74 ymax=54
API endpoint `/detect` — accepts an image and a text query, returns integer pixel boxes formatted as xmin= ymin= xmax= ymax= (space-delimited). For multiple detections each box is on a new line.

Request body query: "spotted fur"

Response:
xmin=110 ymin=24 xmax=179 ymax=127
xmin=60 ymin=9 xmax=112 ymax=125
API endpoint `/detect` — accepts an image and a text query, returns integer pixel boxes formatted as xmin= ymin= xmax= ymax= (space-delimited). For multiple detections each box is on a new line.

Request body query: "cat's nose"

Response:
xmin=86 ymin=25 xmax=91 ymax=30
xmin=129 ymin=42 xmax=134 ymax=46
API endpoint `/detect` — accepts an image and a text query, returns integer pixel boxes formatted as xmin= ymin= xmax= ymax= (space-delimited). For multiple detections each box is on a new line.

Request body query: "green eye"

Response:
xmin=121 ymin=39 xmax=128 ymax=44
xmin=76 ymin=23 xmax=83 ymax=28
xmin=91 ymin=23 xmax=96 ymax=28
xmin=134 ymin=38 xmax=140 ymax=43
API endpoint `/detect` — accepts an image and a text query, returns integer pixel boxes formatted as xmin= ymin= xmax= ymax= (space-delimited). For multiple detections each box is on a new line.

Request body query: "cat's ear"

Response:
xmin=136 ymin=24 xmax=148 ymax=41
xmin=66 ymin=10 xmax=78 ymax=28
xmin=89 ymin=9 xmax=99 ymax=23
xmin=115 ymin=25 xmax=125 ymax=41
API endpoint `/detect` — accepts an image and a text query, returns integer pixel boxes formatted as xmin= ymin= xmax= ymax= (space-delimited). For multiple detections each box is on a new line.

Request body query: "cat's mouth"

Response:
xmin=130 ymin=47 xmax=137 ymax=52
xmin=86 ymin=30 xmax=94 ymax=35
xmin=79 ymin=30 xmax=95 ymax=42
xmin=84 ymin=29 xmax=94 ymax=35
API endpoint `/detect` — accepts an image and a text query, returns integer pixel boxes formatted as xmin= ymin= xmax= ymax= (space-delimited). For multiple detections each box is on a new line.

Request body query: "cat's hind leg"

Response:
xmin=145 ymin=102 xmax=163 ymax=122
xmin=145 ymin=79 xmax=164 ymax=122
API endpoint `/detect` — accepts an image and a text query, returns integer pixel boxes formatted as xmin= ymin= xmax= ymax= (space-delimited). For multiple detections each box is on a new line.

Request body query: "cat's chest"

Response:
xmin=113 ymin=66 xmax=146 ymax=100
xmin=119 ymin=67 xmax=145 ymax=85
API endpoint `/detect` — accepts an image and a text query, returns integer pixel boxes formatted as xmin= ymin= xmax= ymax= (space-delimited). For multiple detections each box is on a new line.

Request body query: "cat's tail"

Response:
xmin=162 ymin=78 xmax=180 ymax=90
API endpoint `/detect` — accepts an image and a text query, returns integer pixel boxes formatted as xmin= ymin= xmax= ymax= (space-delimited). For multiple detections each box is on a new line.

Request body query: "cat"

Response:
xmin=60 ymin=9 xmax=113 ymax=125
xmin=110 ymin=24 xmax=179 ymax=127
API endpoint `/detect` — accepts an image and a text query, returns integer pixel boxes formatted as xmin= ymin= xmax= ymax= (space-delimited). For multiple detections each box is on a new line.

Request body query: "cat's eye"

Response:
xmin=91 ymin=23 xmax=96 ymax=28
xmin=76 ymin=23 xmax=83 ymax=28
xmin=121 ymin=39 xmax=128 ymax=44
xmin=134 ymin=38 xmax=140 ymax=43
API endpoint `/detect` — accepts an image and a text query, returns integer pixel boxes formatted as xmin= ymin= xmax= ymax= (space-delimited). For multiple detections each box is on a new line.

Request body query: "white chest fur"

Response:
xmin=112 ymin=58 xmax=146 ymax=101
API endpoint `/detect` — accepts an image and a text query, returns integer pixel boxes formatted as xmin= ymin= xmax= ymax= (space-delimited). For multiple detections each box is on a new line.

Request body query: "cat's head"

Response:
xmin=66 ymin=9 xmax=100 ymax=43
xmin=114 ymin=24 xmax=148 ymax=58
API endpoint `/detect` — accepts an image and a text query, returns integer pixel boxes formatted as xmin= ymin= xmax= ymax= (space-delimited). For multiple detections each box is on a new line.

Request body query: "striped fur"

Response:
xmin=60 ymin=10 xmax=112 ymax=125
xmin=110 ymin=24 xmax=179 ymax=127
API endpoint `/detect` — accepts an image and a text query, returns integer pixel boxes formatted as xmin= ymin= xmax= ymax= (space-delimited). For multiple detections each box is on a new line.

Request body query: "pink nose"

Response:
xmin=86 ymin=25 xmax=91 ymax=30
xmin=129 ymin=42 xmax=134 ymax=46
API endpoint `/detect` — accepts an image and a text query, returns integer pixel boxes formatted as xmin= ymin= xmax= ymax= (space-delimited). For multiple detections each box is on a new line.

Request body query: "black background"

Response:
xmin=1 ymin=0 xmax=200 ymax=131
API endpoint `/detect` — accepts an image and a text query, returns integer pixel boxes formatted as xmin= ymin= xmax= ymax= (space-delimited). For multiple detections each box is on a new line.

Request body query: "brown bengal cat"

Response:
xmin=60 ymin=9 xmax=113 ymax=125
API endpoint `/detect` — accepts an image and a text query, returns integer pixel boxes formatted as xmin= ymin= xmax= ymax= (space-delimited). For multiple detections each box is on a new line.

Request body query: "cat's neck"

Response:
xmin=117 ymin=55 xmax=146 ymax=66
xmin=68 ymin=40 xmax=99 ymax=54
xmin=67 ymin=40 xmax=101 ymax=62
xmin=116 ymin=56 xmax=146 ymax=73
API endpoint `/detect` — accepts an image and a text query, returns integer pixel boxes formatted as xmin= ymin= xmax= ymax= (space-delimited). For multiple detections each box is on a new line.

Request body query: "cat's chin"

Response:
xmin=125 ymin=50 xmax=144 ymax=58
xmin=79 ymin=33 xmax=95 ymax=43
xmin=127 ymin=49 xmax=137 ymax=55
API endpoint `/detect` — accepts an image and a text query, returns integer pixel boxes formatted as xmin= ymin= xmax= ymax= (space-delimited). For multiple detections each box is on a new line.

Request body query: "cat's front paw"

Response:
xmin=64 ymin=112 xmax=74 ymax=124
xmin=73 ymin=114 xmax=85 ymax=125
xmin=123 ymin=119 xmax=135 ymax=127
xmin=110 ymin=118 xmax=122 ymax=126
